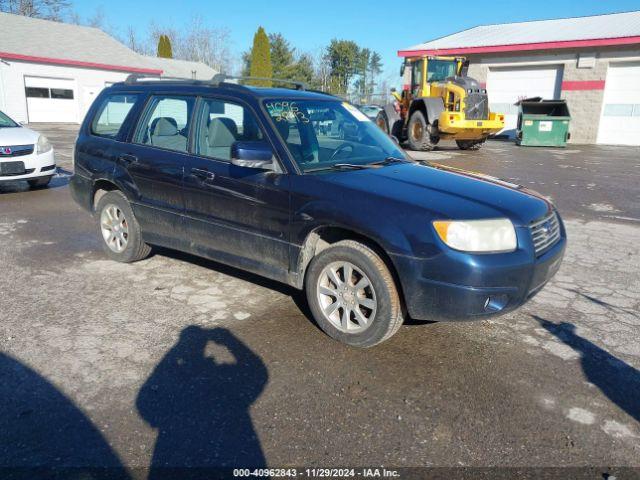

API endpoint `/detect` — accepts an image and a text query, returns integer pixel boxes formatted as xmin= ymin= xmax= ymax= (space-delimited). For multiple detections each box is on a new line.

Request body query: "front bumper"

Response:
xmin=392 ymin=226 xmax=566 ymax=321
xmin=438 ymin=112 xmax=504 ymax=139
xmin=0 ymin=149 xmax=56 ymax=182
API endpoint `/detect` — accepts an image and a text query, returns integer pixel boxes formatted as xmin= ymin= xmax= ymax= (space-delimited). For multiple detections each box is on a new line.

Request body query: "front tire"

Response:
xmin=27 ymin=176 xmax=52 ymax=189
xmin=96 ymin=190 xmax=151 ymax=263
xmin=305 ymin=240 xmax=404 ymax=348
xmin=407 ymin=110 xmax=438 ymax=151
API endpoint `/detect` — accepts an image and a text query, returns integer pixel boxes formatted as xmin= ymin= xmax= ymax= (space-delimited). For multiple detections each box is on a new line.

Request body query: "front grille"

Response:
xmin=530 ymin=211 xmax=561 ymax=256
xmin=0 ymin=167 xmax=34 ymax=177
xmin=464 ymin=93 xmax=489 ymax=120
xmin=0 ymin=144 xmax=34 ymax=157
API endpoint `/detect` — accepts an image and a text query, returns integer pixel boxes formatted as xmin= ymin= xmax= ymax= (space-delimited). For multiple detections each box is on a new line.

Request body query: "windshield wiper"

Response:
xmin=369 ymin=156 xmax=410 ymax=166
xmin=306 ymin=163 xmax=373 ymax=172
xmin=332 ymin=163 xmax=373 ymax=170
xmin=305 ymin=158 xmax=409 ymax=173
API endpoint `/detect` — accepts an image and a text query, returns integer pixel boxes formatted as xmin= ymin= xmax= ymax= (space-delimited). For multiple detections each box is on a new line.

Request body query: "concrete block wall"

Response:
xmin=561 ymin=89 xmax=605 ymax=144
xmin=464 ymin=46 xmax=640 ymax=144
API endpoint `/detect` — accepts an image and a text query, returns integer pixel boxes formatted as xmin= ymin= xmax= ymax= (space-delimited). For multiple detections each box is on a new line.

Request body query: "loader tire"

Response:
xmin=407 ymin=111 xmax=438 ymax=151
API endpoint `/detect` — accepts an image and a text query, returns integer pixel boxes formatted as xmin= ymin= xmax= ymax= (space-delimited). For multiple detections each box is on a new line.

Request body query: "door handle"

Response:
xmin=191 ymin=168 xmax=216 ymax=182
xmin=119 ymin=154 xmax=138 ymax=165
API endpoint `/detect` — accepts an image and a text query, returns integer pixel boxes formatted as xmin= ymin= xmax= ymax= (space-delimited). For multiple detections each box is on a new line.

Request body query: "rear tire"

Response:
xmin=96 ymin=190 xmax=151 ymax=263
xmin=456 ymin=139 xmax=485 ymax=151
xmin=27 ymin=176 xmax=52 ymax=189
xmin=305 ymin=240 xmax=404 ymax=348
xmin=407 ymin=110 xmax=438 ymax=151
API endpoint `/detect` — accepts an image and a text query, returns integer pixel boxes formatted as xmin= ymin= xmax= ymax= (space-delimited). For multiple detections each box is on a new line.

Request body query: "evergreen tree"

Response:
xmin=269 ymin=33 xmax=295 ymax=79
xmin=327 ymin=39 xmax=359 ymax=95
xmin=157 ymin=35 xmax=173 ymax=59
xmin=249 ymin=27 xmax=272 ymax=87
xmin=368 ymin=51 xmax=383 ymax=97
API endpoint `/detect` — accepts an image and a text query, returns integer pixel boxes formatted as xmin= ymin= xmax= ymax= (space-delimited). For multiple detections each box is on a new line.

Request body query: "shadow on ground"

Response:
xmin=153 ymin=246 xmax=315 ymax=327
xmin=535 ymin=316 xmax=640 ymax=423
xmin=0 ymin=352 xmax=130 ymax=480
xmin=136 ymin=326 xmax=268 ymax=479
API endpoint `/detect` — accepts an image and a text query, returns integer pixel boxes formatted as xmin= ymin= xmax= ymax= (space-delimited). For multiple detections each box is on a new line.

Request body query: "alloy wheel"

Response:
xmin=317 ymin=261 xmax=377 ymax=333
xmin=100 ymin=204 xmax=129 ymax=253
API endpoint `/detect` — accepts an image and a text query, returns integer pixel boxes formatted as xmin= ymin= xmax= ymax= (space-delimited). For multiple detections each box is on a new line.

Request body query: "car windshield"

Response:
xmin=264 ymin=99 xmax=407 ymax=173
xmin=359 ymin=106 xmax=381 ymax=116
xmin=427 ymin=60 xmax=458 ymax=82
xmin=0 ymin=111 xmax=18 ymax=128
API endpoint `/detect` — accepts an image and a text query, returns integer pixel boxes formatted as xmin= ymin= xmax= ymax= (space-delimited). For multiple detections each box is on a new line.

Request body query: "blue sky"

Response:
xmin=75 ymin=0 xmax=640 ymax=84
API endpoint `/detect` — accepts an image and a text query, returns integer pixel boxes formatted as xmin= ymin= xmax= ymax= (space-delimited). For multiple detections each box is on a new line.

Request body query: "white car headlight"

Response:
xmin=433 ymin=218 xmax=517 ymax=253
xmin=36 ymin=135 xmax=52 ymax=154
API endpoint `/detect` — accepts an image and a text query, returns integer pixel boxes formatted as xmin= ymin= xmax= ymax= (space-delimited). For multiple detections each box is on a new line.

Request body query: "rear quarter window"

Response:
xmin=91 ymin=93 xmax=140 ymax=139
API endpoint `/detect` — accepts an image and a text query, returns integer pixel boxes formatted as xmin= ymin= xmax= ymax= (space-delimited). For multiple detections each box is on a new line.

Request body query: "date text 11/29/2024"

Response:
xmin=233 ymin=468 xmax=400 ymax=478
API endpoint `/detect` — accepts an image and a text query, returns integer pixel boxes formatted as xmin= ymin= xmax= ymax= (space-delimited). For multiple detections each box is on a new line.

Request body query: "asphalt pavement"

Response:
xmin=1 ymin=125 xmax=639 ymax=479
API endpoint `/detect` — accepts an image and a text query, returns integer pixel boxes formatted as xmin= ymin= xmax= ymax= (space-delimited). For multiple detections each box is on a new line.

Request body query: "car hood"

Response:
xmin=0 ymin=126 xmax=39 ymax=146
xmin=317 ymin=162 xmax=552 ymax=227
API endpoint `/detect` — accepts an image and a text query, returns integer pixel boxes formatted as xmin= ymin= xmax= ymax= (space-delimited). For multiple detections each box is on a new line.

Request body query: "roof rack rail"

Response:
xmin=305 ymin=88 xmax=340 ymax=98
xmin=210 ymin=74 xmax=307 ymax=90
xmin=124 ymin=74 xmax=205 ymax=85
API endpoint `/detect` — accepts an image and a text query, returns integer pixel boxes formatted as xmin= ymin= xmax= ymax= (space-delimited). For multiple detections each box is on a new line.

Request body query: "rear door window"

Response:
xmin=91 ymin=93 xmax=140 ymax=139
xmin=134 ymin=95 xmax=196 ymax=153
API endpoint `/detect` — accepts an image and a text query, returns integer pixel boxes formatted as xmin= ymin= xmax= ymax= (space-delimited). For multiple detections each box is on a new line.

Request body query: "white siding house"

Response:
xmin=0 ymin=12 xmax=217 ymax=124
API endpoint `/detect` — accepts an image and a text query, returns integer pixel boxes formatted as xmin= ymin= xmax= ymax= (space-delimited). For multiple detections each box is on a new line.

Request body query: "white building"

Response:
xmin=0 ymin=12 xmax=217 ymax=124
xmin=400 ymin=11 xmax=640 ymax=145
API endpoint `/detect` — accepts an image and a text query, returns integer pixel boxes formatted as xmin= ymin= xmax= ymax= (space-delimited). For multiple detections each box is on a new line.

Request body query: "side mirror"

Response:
xmin=230 ymin=141 xmax=275 ymax=170
xmin=400 ymin=63 xmax=405 ymax=77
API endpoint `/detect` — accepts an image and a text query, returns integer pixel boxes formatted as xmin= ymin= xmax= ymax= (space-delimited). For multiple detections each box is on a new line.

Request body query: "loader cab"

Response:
xmin=403 ymin=56 xmax=464 ymax=99
xmin=410 ymin=58 xmax=425 ymax=97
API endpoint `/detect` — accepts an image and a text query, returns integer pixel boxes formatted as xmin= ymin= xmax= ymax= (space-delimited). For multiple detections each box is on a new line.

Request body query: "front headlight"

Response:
xmin=36 ymin=135 xmax=52 ymax=154
xmin=433 ymin=218 xmax=517 ymax=253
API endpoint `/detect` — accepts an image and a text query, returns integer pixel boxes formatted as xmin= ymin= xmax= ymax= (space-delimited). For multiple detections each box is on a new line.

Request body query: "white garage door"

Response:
xmin=487 ymin=66 xmax=563 ymax=137
xmin=597 ymin=62 xmax=640 ymax=146
xmin=25 ymin=76 xmax=78 ymax=123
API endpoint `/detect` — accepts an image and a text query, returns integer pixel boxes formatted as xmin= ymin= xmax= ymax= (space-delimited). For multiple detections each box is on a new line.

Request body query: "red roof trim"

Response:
xmin=0 ymin=51 xmax=163 ymax=75
xmin=398 ymin=36 xmax=640 ymax=57
xmin=561 ymin=80 xmax=605 ymax=91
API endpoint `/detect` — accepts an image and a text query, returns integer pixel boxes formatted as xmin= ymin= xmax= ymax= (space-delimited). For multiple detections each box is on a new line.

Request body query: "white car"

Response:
xmin=0 ymin=110 xmax=56 ymax=188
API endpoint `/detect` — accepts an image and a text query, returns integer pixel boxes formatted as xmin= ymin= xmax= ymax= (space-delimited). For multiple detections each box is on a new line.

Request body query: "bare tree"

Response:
xmin=124 ymin=25 xmax=151 ymax=56
xmin=0 ymin=0 xmax=71 ymax=21
xmin=177 ymin=16 xmax=231 ymax=73
xmin=86 ymin=6 xmax=106 ymax=29
xmin=148 ymin=16 xmax=231 ymax=73
xmin=312 ymin=47 xmax=331 ymax=92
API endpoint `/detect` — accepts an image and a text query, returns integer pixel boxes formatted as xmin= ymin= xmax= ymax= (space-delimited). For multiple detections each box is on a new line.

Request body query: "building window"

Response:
xmin=50 ymin=88 xmax=74 ymax=99
xmin=25 ymin=87 xmax=50 ymax=98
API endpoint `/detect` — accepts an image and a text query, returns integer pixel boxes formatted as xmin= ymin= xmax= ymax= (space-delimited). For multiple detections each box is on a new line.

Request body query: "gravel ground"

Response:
xmin=1 ymin=125 xmax=639 ymax=479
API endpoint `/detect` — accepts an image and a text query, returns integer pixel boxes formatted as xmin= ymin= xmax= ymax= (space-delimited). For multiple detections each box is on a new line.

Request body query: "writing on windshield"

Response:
xmin=265 ymin=101 xmax=310 ymax=124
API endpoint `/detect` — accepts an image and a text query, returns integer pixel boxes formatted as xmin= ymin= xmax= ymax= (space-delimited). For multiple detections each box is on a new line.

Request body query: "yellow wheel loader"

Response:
xmin=376 ymin=56 xmax=505 ymax=151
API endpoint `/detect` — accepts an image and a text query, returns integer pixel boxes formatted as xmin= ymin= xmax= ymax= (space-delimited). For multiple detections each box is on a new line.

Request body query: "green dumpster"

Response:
xmin=515 ymin=97 xmax=571 ymax=147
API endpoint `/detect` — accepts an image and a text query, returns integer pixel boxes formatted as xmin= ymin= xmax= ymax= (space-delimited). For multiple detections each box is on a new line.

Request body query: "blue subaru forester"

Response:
xmin=70 ymin=75 xmax=566 ymax=347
